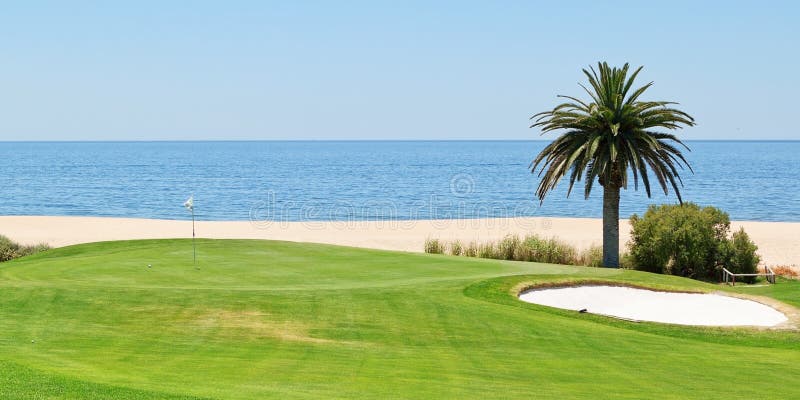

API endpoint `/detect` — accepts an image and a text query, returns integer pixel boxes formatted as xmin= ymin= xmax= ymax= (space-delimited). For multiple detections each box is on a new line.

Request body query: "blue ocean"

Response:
xmin=0 ymin=141 xmax=797 ymax=222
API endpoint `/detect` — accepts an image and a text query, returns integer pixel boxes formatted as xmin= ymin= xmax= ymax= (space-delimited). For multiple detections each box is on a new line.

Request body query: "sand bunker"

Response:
xmin=519 ymin=285 xmax=788 ymax=327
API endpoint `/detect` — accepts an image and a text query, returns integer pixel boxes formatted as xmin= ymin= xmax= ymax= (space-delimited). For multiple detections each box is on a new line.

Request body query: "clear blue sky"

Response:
xmin=1 ymin=1 xmax=797 ymax=141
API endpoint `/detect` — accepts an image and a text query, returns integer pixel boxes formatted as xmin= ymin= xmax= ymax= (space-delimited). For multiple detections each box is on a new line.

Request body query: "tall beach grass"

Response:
xmin=424 ymin=234 xmax=624 ymax=268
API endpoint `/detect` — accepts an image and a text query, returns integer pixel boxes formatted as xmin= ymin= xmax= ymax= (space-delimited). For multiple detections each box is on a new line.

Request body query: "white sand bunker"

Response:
xmin=519 ymin=285 xmax=788 ymax=327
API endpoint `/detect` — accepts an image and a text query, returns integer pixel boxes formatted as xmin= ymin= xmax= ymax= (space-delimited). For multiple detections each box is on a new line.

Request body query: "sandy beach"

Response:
xmin=2 ymin=215 xmax=798 ymax=267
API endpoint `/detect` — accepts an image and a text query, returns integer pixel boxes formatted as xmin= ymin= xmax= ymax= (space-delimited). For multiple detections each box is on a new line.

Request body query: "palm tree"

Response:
xmin=530 ymin=62 xmax=695 ymax=267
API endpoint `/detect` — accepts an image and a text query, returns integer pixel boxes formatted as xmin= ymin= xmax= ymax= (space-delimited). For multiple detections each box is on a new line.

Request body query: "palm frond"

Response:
xmin=530 ymin=62 xmax=694 ymax=202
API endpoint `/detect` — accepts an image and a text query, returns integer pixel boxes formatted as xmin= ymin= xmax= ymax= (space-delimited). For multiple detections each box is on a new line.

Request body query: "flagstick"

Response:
xmin=191 ymin=207 xmax=197 ymax=267
xmin=184 ymin=195 xmax=197 ymax=268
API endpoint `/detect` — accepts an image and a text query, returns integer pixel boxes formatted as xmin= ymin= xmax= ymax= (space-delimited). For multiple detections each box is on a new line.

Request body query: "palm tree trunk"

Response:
xmin=602 ymin=186 xmax=620 ymax=267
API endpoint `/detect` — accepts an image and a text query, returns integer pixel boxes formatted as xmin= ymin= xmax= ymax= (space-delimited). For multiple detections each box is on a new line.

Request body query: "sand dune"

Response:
xmin=1 ymin=215 xmax=798 ymax=267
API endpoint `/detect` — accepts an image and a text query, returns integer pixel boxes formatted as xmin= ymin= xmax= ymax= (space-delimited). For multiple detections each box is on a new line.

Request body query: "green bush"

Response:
xmin=719 ymin=228 xmax=760 ymax=283
xmin=0 ymin=236 xmax=16 ymax=262
xmin=628 ymin=203 xmax=760 ymax=282
xmin=619 ymin=252 xmax=637 ymax=269
xmin=0 ymin=235 xmax=50 ymax=262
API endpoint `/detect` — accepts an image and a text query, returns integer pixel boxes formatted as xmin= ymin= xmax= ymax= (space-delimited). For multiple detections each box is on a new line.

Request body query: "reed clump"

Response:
xmin=424 ymin=234 xmax=617 ymax=268
xmin=423 ymin=238 xmax=445 ymax=254
xmin=449 ymin=241 xmax=463 ymax=256
xmin=575 ymin=245 xmax=603 ymax=268
xmin=463 ymin=242 xmax=478 ymax=257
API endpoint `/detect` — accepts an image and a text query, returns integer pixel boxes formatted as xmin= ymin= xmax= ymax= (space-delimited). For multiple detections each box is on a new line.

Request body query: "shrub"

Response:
xmin=449 ymin=241 xmax=463 ymax=256
xmin=628 ymin=203 xmax=729 ymax=279
xmin=719 ymin=228 xmax=760 ymax=283
xmin=0 ymin=236 xmax=16 ymax=262
xmin=424 ymin=238 xmax=445 ymax=254
xmin=0 ymin=235 xmax=50 ymax=262
xmin=628 ymin=203 xmax=760 ymax=282
xmin=619 ymin=252 xmax=637 ymax=269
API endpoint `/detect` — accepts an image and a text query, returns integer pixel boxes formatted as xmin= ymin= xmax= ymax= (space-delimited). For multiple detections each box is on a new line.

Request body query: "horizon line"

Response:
xmin=2 ymin=139 xmax=799 ymax=143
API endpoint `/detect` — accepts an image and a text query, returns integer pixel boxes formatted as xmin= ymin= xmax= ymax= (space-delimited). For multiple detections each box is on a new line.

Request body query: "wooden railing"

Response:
xmin=722 ymin=266 xmax=776 ymax=286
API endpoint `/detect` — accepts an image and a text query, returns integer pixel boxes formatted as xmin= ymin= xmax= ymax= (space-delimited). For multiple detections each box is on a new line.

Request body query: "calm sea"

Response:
xmin=0 ymin=141 xmax=798 ymax=222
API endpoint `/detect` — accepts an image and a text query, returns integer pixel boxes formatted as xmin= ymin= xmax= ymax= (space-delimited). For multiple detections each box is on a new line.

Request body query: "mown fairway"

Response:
xmin=1 ymin=239 xmax=798 ymax=399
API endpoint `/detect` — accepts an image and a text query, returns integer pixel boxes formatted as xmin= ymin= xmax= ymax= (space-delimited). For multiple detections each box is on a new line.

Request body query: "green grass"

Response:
xmin=1 ymin=239 xmax=799 ymax=399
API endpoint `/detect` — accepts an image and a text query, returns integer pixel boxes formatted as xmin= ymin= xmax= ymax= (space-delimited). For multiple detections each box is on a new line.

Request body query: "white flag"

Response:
xmin=183 ymin=195 xmax=194 ymax=212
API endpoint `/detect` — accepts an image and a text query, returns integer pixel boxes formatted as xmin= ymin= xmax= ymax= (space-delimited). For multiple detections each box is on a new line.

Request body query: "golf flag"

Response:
xmin=184 ymin=195 xmax=196 ymax=265
xmin=184 ymin=195 xmax=194 ymax=212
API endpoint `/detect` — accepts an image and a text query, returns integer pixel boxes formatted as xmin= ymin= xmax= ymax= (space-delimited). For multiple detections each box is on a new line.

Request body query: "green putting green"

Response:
xmin=0 ymin=239 xmax=798 ymax=399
